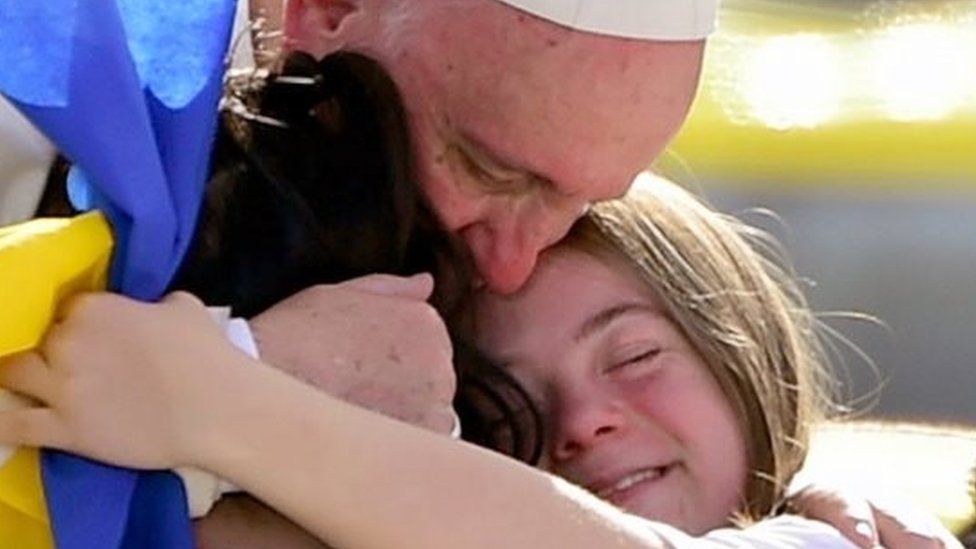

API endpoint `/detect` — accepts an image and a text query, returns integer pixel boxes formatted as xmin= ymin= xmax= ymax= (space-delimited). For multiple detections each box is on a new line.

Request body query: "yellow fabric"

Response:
xmin=0 ymin=213 xmax=113 ymax=354
xmin=0 ymin=212 xmax=114 ymax=548
xmin=0 ymin=449 xmax=50 ymax=549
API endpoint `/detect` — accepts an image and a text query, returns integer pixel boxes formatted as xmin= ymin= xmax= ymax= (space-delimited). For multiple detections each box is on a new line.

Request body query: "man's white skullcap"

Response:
xmin=495 ymin=0 xmax=719 ymax=40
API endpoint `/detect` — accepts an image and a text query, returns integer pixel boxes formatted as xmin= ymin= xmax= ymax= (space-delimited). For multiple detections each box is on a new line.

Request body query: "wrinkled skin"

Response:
xmin=249 ymin=274 xmax=457 ymax=434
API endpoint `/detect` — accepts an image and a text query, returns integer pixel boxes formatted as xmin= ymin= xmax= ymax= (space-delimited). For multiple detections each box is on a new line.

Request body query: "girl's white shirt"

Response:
xmin=703 ymin=515 xmax=859 ymax=548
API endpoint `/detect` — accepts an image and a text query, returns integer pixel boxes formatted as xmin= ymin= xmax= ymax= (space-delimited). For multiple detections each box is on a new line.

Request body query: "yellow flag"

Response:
xmin=0 ymin=212 xmax=114 ymax=548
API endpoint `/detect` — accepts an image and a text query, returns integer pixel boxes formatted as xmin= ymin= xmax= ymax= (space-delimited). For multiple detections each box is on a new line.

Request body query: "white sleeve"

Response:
xmin=701 ymin=515 xmax=860 ymax=549
xmin=176 ymin=307 xmax=255 ymax=518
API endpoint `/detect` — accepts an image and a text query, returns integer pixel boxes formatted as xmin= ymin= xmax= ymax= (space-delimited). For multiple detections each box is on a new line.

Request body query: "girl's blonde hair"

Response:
xmin=564 ymin=176 xmax=835 ymax=520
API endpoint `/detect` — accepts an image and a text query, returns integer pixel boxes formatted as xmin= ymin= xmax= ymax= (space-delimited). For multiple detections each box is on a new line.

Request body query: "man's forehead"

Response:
xmin=493 ymin=0 xmax=719 ymax=41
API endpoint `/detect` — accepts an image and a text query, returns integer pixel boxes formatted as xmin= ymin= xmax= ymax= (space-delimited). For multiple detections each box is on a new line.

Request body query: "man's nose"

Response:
xmin=461 ymin=217 xmax=547 ymax=295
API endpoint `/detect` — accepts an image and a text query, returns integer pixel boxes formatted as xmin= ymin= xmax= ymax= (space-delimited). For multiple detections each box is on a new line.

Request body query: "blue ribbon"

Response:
xmin=0 ymin=0 xmax=237 ymax=546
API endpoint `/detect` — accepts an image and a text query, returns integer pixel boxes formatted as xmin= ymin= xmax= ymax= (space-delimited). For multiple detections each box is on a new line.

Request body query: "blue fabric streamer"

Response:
xmin=9 ymin=0 xmax=174 ymax=300
xmin=119 ymin=0 xmax=238 ymax=109
xmin=119 ymin=473 xmax=194 ymax=549
xmin=40 ymin=453 xmax=138 ymax=549
xmin=0 ymin=0 xmax=78 ymax=107
xmin=67 ymin=167 xmax=134 ymax=290
xmin=0 ymin=0 xmax=237 ymax=546
xmin=0 ymin=0 xmax=232 ymax=110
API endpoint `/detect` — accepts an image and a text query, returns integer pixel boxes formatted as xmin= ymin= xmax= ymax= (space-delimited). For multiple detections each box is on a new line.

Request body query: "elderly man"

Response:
xmin=2 ymin=0 xmax=708 ymax=293
xmin=278 ymin=0 xmax=708 ymax=293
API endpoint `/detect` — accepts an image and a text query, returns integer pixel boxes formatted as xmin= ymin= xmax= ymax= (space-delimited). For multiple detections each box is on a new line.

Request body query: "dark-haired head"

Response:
xmin=172 ymin=51 xmax=467 ymax=319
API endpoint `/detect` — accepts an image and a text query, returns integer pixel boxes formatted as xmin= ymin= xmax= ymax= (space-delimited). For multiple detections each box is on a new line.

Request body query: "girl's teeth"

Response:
xmin=598 ymin=467 xmax=664 ymax=498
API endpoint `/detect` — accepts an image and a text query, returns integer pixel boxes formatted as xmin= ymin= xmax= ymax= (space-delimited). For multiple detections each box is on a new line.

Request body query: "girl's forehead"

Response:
xmin=478 ymin=247 xmax=618 ymax=309
xmin=472 ymin=246 xmax=662 ymax=347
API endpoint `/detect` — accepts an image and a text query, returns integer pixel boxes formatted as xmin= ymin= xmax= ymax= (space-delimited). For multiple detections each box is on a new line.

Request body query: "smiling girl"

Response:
xmin=467 ymin=176 xmax=829 ymax=534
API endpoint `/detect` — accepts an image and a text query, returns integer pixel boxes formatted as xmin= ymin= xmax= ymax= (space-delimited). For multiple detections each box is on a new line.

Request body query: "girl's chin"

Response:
xmin=616 ymin=481 xmax=729 ymax=536
xmin=611 ymin=468 xmax=688 ymax=528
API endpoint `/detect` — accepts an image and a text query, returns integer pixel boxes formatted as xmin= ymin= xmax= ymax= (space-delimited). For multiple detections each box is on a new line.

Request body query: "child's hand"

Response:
xmin=0 ymin=291 xmax=245 ymax=469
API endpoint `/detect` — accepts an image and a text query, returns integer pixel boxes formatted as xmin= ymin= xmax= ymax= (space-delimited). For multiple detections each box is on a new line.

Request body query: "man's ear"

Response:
xmin=283 ymin=0 xmax=360 ymax=57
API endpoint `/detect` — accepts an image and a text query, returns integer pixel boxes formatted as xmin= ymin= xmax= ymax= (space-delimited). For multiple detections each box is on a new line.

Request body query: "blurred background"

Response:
xmin=661 ymin=0 xmax=976 ymax=424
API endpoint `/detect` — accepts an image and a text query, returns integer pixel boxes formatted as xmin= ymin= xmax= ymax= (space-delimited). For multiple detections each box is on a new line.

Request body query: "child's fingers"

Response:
xmin=0 ymin=352 xmax=59 ymax=405
xmin=0 ymin=407 xmax=68 ymax=450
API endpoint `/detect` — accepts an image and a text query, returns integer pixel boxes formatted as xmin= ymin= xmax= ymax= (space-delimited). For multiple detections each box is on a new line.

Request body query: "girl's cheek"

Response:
xmin=618 ymin=371 xmax=670 ymax=415
xmin=619 ymin=363 xmax=704 ymax=423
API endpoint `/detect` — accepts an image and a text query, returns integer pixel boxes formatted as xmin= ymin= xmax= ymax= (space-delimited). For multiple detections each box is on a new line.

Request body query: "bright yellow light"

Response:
xmin=739 ymin=34 xmax=843 ymax=130
xmin=871 ymin=23 xmax=975 ymax=121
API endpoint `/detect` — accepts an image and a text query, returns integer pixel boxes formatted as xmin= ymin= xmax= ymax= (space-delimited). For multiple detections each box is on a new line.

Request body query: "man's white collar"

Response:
xmin=495 ymin=0 xmax=719 ymax=40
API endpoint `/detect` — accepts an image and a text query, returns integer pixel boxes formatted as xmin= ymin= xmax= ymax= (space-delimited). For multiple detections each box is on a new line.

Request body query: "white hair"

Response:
xmin=377 ymin=0 xmax=468 ymax=56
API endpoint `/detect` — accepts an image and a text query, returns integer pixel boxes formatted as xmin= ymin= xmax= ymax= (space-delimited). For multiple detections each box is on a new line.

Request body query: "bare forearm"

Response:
xmin=199 ymin=361 xmax=691 ymax=549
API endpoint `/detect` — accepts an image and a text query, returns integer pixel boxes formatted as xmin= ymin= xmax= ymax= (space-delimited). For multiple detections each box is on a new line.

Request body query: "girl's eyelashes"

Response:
xmin=604 ymin=347 xmax=662 ymax=376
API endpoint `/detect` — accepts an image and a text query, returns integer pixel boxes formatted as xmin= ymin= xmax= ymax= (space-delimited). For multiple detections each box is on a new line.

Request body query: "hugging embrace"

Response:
xmin=0 ymin=0 xmax=960 ymax=548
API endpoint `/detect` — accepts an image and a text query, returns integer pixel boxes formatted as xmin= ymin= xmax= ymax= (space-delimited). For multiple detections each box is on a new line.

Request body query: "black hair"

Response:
xmin=453 ymin=338 xmax=543 ymax=464
xmin=39 ymin=51 xmax=543 ymax=465
xmin=171 ymin=51 xmax=460 ymax=318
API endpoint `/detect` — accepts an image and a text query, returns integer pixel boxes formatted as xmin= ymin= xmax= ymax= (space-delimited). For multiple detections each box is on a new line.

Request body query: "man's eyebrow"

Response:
xmin=573 ymin=302 xmax=660 ymax=343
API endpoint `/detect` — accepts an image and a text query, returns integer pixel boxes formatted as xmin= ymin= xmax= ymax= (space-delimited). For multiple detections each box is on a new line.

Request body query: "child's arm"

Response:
xmin=0 ymin=289 xmax=926 ymax=549
xmin=0 ymin=289 xmax=694 ymax=548
xmin=193 ymin=341 xmax=696 ymax=549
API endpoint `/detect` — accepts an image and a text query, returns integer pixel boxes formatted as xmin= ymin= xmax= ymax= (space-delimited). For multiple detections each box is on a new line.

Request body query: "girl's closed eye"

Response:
xmin=604 ymin=345 xmax=663 ymax=379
